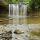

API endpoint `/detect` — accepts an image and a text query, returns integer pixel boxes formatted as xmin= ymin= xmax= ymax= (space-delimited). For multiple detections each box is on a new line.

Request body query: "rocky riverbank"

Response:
xmin=0 ymin=24 xmax=40 ymax=40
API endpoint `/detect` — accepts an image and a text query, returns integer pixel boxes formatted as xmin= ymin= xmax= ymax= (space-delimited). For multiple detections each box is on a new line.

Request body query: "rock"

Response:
xmin=0 ymin=20 xmax=3 ymax=22
xmin=14 ymin=29 xmax=24 ymax=34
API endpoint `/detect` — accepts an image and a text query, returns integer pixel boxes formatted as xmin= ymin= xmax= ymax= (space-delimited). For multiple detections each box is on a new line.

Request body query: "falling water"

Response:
xmin=9 ymin=4 xmax=13 ymax=17
xmin=19 ymin=4 xmax=27 ymax=24
xmin=9 ymin=4 xmax=27 ymax=24
xmin=9 ymin=4 xmax=19 ymax=24
xmin=23 ymin=5 xmax=27 ymax=24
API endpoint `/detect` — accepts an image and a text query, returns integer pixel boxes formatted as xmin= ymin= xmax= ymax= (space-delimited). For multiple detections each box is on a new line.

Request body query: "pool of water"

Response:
xmin=0 ymin=17 xmax=40 ymax=25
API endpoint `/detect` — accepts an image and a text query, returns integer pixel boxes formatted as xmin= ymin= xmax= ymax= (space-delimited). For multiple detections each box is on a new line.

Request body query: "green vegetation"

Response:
xmin=0 ymin=0 xmax=30 ymax=5
xmin=23 ymin=0 xmax=31 ymax=4
xmin=29 ymin=0 xmax=40 ymax=11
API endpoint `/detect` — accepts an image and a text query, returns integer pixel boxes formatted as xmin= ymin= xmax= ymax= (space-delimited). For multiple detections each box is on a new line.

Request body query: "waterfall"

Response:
xmin=23 ymin=5 xmax=27 ymax=24
xmin=9 ymin=4 xmax=13 ymax=18
xmin=9 ymin=4 xmax=27 ymax=24
xmin=9 ymin=4 xmax=19 ymax=24
xmin=19 ymin=4 xmax=27 ymax=24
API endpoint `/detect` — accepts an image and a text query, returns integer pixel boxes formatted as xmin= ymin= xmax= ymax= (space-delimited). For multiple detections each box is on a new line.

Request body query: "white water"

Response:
xmin=9 ymin=4 xmax=27 ymax=24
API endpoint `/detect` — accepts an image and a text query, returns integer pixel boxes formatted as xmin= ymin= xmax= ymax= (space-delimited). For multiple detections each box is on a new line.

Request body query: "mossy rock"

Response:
xmin=14 ymin=29 xmax=24 ymax=34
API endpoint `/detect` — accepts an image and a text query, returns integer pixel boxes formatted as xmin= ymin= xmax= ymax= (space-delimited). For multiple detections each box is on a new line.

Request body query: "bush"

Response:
xmin=29 ymin=0 xmax=40 ymax=11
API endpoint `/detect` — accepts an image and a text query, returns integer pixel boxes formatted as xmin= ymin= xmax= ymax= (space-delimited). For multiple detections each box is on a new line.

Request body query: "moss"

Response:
xmin=31 ymin=30 xmax=40 ymax=36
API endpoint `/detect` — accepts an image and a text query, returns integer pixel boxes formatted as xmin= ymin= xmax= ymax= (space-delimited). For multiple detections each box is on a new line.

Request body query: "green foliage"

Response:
xmin=4 ymin=0 xmax=19 ymax=5
xmin=12 ymin=0 xmax=19 ymax=4
xmin=1 ymin=0 xmax=30 ymax=5
xmin=23 ymin=0 xmax=31 ymax=4
xmin=29 ymin=0 xmax=40 ymax=11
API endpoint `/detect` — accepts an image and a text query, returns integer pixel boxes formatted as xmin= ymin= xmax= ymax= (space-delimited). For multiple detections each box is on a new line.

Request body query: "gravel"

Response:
xmin=0 ymin=24 xmax=40 ymax=40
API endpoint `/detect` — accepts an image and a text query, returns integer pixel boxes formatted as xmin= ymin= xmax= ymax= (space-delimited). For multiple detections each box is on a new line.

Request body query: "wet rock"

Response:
xmin=2 ymin=31 xmax=12 ymax=38
xmin=25 ymin=35 xmax=28 ymax=37
xmin=14 ymin=29 xmax=24 ymax=34
xmin=15 ymin=38 xmax=17 ymax=39
xmin=0 ymin=20 xmax=3 ymax=22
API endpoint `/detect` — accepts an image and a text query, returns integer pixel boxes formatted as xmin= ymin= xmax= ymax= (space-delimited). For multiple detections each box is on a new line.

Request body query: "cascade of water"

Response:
xmin=23 ymin=5 xmax=27 ymax=24
xmin=19 ymin=4 xmax=27 ymax=24
xmin=9 ymin=4 xmax=27 ymax=24
xmin=16 ymin=4 xmax=19 ymax=16
xmin=23 ymin=5 xmax=27 ymax=16
xmin=9 ymin=4 xmax=13 ymax=18
xmin=9 ymin=4 xmax=10 ymax=17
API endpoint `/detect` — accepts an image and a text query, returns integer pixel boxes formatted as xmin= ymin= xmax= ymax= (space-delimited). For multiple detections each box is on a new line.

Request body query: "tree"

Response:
xmin=29 ymin=0 xmax=40 ymax=11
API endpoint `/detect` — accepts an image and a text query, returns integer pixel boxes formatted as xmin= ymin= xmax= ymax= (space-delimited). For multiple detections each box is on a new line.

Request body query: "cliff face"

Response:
xmin=0 ymin=0 xmax=4 ymax=5
xmin=0 ymin=0 xmax=8 ymax=5
xmin=0 ymin=0 xmax=8 ymax=13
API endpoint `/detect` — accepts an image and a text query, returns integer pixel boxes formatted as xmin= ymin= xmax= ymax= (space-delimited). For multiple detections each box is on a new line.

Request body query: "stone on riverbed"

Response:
xmin=0 ymin=20 xmax=3 ymax=22
xmin=14 ymin=29 xmax=24 ymax=34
